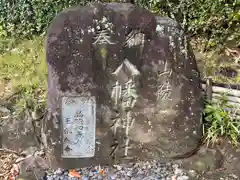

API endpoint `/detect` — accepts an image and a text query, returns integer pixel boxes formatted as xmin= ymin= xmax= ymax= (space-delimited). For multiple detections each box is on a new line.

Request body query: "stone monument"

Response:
xmin=44 ymin=2 xmax=203 ymax=168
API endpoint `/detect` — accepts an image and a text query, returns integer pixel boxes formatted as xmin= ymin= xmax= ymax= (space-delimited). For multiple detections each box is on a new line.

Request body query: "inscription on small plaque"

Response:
xmin=61 ymin=97 xmax=96 ymax=158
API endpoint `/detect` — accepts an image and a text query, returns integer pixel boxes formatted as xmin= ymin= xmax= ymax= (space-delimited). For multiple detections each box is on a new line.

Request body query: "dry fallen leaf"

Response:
xmin=69 ymin=170 xmax=81 ymax=178
xmin=9 ymin=164 xmax=20 ymax=180
xmin=0 ymin=149 xmax=21 ymax=180
xmin=100 ymin=169 xmax=105 ymax=175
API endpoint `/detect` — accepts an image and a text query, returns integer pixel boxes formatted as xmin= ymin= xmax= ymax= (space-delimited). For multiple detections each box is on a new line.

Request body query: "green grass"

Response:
xmin=0 ymin=37 xmax=47 ymax=116
xmin=203 ymin=94 xmax=240 ymax=146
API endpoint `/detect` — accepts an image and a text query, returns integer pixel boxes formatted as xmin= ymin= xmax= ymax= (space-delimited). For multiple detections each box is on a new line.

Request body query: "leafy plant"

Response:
xmin=0 ymin=0 xmax=239 ymax=50
xmin=203 ymin=93 xmax=240 ymax=146
xmin=137 ymin=0 xmax=240 ymax=50
xmin=0 ymin=0 xmax=94 ymax=39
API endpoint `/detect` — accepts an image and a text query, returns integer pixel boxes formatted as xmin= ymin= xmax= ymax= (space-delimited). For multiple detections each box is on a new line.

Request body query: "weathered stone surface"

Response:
xmin=0 ymin=115 xmax=40 ymax=152
xmin=45 ymin=2 xmax=203 ymax=168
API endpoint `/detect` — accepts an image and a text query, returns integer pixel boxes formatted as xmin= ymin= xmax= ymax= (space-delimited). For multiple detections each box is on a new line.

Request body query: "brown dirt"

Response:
xmin=177 ymin=138 xmax=240 ymax=180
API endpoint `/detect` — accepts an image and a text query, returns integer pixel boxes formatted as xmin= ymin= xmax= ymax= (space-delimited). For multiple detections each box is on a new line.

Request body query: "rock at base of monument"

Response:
xmin=0 ymin=118 xmax=40 ymax=152
xmin=45 ymin=2 xmax=203 ymax=168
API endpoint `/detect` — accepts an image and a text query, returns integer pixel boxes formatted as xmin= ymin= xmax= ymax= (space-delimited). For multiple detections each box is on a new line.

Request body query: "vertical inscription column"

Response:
xmin=111 ymin=59 xmax=140 ymax=158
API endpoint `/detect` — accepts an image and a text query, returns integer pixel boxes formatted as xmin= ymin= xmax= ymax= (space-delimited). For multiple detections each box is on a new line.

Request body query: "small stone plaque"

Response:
xmin=61 ymin=97 xmax=96 ymax=158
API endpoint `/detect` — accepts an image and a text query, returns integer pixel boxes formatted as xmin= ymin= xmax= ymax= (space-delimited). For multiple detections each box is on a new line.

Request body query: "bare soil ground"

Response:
xmin=177 ymin=138 xmax=240 ymax=179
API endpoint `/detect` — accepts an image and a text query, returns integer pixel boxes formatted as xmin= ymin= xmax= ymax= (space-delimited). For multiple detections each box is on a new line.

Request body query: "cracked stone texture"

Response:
xmin=45 ymin=2 xmax=203 ymax=168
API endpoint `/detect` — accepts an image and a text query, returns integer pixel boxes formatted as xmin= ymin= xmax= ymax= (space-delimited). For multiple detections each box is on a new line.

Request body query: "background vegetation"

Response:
xmin=0 ymin=0 xmax=239 ymax=47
